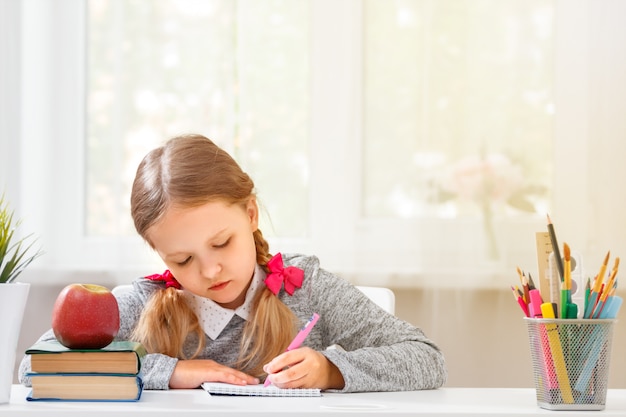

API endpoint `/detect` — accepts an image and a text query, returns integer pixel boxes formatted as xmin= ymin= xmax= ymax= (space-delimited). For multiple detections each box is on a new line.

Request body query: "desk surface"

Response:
xmin=3 ymin=384 xmax=626 ymax=416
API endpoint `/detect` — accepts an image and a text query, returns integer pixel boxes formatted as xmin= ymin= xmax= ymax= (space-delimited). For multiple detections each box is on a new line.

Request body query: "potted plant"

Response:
xmin=0 ymin=194 xmax=43 ymax=403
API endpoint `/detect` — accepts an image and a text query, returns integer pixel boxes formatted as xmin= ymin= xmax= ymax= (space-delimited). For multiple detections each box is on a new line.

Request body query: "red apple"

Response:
xmin=51 ymin=283 xmax=120 ymax=349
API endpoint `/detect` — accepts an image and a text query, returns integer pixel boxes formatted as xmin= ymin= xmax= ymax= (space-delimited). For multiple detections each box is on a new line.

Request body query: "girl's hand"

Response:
xmin=262 ymin=347 xmax=345 ymax=390
xmin=169 ymin=359 xmax=259 ymax=389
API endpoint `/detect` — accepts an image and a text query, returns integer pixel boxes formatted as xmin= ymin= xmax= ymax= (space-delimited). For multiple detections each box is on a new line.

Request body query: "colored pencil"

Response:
xmin=528 ymin=273 xmax=537 ymax=291
xmin=583 ymin=277 xmax=591 ymax=317
xmin=511 ymin=286 xmax=530 ymax=317
xmin=546 ymin=214 xmax=564 ymax=282
xmin=593 ymin=257 xmax=619 ymax=319
xmin=584 ymin=251 xmax=610 ymax=318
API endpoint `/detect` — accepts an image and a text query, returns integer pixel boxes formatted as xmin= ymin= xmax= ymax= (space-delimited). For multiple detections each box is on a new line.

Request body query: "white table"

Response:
xmin=3 ymin=384 xmax=626 ymax=416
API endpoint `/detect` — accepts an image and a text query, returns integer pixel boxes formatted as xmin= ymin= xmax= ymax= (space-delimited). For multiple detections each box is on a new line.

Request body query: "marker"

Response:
xmin=264 ymin=313 xmax=320 ymax=387
xmin=537 ymin=303 xmax=561 ymax=401
xmin=602 ymin=296 xmax=623 ymax=319
xmin=541 ymin=303 xmax=574 ymax=404
xmin=529 ymin=289 xmax=544 ymax=318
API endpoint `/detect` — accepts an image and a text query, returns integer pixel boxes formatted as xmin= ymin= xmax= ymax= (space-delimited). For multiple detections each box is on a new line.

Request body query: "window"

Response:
xmin=12 ymin=0 xmax=619 ymax=287
xmin=355 ymin=0 xmax=554 ymax=280
xmin=363 ymin=1 xmax=552 ymax=221
xmin=86 ymin=0 xmax=310 ymax=239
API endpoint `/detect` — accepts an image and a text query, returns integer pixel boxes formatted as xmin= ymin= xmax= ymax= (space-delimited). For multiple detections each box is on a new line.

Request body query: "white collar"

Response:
xmin=186 ymin=265 xmax=266 ymax=340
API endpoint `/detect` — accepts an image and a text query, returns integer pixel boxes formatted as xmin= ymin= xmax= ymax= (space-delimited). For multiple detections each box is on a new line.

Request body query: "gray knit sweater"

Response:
xmin=19 ymin=254 xmax=447 ymax=392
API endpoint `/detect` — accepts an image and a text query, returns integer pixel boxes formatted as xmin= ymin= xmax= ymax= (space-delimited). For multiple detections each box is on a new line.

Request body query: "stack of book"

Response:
xmin=25 ymin=339 xmax=146 ymax=402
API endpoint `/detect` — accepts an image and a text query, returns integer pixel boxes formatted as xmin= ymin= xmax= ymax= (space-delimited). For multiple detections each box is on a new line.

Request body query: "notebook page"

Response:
xmin=201 ymin=382 xmax=321 ymax=397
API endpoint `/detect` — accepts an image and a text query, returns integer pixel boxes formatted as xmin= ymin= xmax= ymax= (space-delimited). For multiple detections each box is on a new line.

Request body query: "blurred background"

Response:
xmin=2 ymin=0 xmax=625 ymax=387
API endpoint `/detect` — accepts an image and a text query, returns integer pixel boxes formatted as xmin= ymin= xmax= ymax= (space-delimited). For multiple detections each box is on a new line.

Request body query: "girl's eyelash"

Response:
xmin=177 ymin=256 xmax=191 ymax=266
xmin=214 ymin=238 xmax=230 ymax=248
xmin=174 ymin=238 xmax=229 ymax=265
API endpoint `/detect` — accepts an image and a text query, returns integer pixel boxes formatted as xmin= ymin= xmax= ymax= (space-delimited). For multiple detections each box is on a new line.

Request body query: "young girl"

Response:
xmin=20 ymin=134 xmax=446 ymax=392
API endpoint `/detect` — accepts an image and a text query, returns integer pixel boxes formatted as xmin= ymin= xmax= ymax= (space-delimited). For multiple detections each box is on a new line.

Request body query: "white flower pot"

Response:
xmin=0 ymin=282 xmax=30 ymax=404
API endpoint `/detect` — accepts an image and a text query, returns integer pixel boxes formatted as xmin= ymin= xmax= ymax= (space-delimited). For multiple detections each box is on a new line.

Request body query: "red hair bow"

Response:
xmin=264 ymin=253 xmax=303 ymax=296
xmin=145 ymin=269 xmax=181 ymax=290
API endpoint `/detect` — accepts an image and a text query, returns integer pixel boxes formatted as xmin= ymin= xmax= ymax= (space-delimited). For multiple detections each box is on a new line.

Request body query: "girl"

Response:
xmin=20 ymin=134 xmax=446 ymax=392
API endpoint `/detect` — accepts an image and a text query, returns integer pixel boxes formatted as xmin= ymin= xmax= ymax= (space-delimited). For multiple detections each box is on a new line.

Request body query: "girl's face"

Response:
xmin=147 ymin=198 xmax=259 ymax=310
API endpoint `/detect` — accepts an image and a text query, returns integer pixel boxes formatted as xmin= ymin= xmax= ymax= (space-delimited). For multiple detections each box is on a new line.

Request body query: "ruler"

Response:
xmin=535 ymin=231 xmax=559 ymax=305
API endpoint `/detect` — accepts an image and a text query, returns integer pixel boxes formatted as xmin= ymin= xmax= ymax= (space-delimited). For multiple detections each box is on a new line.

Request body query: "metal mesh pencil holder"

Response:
xmin=525 ymin=318 xmax=616 ymax=410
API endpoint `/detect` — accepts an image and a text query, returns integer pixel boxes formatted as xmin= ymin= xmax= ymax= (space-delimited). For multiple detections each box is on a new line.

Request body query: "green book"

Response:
xmin=26 ymin=340 xmax=147 ymax=375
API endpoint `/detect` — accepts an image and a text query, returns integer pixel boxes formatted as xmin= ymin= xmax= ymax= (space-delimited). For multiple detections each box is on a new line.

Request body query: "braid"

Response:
xmin=236 ymin=227 xmax=299 ymax=378
xmin=253 ymin=229 xmax=272 ymax=269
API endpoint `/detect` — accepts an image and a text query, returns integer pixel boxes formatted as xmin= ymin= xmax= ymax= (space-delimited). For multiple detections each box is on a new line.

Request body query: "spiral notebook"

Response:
xmin=201 ymin=382 xmax=321 ymax=397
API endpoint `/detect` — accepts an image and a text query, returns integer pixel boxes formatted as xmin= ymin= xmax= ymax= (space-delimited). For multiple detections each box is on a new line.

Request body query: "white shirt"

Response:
xmin=185 ymin=265 xmax=266 ymax=340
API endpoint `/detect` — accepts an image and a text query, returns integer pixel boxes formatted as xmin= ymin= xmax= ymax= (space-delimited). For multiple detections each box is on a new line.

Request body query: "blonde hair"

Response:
xmin=130 ymin=134 xmax=298 ymax=377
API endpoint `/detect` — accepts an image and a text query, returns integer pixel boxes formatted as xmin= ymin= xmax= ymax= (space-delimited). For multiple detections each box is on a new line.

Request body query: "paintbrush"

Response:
xmin=584 ymin=250 xmax=610 ymax=318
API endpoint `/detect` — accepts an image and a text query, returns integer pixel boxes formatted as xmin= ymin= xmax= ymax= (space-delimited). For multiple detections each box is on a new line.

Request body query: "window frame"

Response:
xmin=7 ymin=0 xmax=593 ymax=286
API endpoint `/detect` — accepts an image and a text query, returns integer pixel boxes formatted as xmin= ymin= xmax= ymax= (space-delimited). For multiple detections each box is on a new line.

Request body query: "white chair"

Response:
xmin=112 ymin=284 xmax=395 ymax=315
xmin=111 ymin=284 xmax=133 ymax=297
xmin=356 ymin=285 xmax=395 ymax=315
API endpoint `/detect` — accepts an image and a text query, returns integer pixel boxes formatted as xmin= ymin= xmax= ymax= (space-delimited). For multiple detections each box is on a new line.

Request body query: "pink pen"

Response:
xmin=264 ymin=313 xmax=320 ymax=387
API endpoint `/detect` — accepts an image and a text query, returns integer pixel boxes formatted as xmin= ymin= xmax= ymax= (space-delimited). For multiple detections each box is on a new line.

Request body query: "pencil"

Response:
xmin=584 ymin=277 xmax=591 ymax=317
xmin=584 ymin=251 xmax=610 ymax=318
xmin=594 ymin=251 xmax=611 ymax=293
xmin=593 ymin=257 xmax=619 ymax=318
xmin=601 ymin=257 xmax=619 ymax=298
xmin=522 ymin=275 xmax=531 ymax=306
xmin=516 ymin=266 xmax=524 ymax=285
xmin=528 ymin=273 xmax=537 ymax=291
xmin=546 ymin=214 xmax=564 ymax=282
xmin=511 ymin=286 xmax=529 ymax=317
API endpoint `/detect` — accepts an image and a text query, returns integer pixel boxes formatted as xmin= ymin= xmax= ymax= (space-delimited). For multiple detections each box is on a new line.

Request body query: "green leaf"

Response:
xmin=0 ymin=193 xmax=44 ymax=283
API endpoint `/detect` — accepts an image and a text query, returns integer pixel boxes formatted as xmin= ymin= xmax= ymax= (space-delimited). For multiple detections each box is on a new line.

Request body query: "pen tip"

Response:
xmin=546 ymin=213 xmax=552 ymax=223
xmin=563 ymin=242 xmax=570 ymax=260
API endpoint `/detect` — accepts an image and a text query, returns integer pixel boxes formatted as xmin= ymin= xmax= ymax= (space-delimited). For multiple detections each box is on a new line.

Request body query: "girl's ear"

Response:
xmin=246 ymin=196 xmax=259 ymax=231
